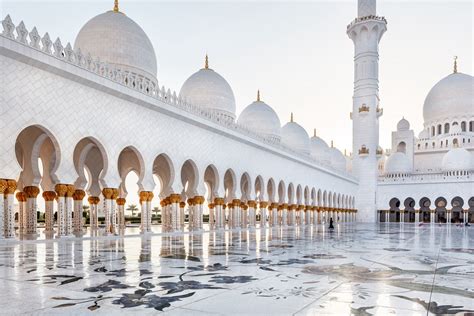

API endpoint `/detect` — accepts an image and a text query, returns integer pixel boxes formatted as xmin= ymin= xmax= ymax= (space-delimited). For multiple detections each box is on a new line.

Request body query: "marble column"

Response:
xmin=463 ymin=210 xmax=468 ymax=224
xmin=42 ymin=191 xmax=56 ymax=233
xmin=271 ymin=203 xmax=278 ymax=226
xmin=208 ymin=203 xmax=215 ymax=228
xmin=116 ymin=197 xmax=126 ymax=230
xmin=241 ymin=203 xmax=248 ymax=227
xmin=179 ymin=201 xmax=186 ymax=227
xmin=193 ymin=196 xmax=204 ymax=230
xmin=140 ymin=191 xmax=147 ymax=233
xmin=15 ymin=192 xmax=26 ymax=234
xmin=414 ymin=210 xmax=420 ymax=225
xmin=0 ymin=180 xmax=6 ymax=238
xmin=248 ymin=200 xmax=256 ymax=227
xmin=259 ymin=201 xmax=267 ymax=227
xmin=289 ymin=204 xmax=296 ymax=226
xmin=88 ymin=196 xmax=100 ymax=230
xmin=188 ymin=198 xmax=195 ymax=229
xmin=227 ymin=201 xmax=234 ymax=228
xmin=232 ymin=199 xmax=241 ymax=228
xmin=430 ymin=210 xmax=436 ymax=224
xmin=24 ymin=185 xmax=39 ymax=235
xmin=4 ymin=180 xmax=17 ymax=238
xmin=214 ymin=197 xmax=225 ymax=228
xmin=102 ymin=188 xmax=113 ymax=235
xmin=65 ymin=185 xmax=75 ymax=235
xmin=281 ymin=204 xmax=288 ymax=226
xmin=169 ymin=193 xmax=181 ymax=230
xmin=72 ymin=189 xmax=85 ymax=234
xmin=55 ymin=184 xmax=68 ymax=237
xmin=304 ymin=206 xmax=311 ymax=225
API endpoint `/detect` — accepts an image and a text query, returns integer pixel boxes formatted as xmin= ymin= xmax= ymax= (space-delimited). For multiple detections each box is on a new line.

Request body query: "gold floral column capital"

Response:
xmin=55 ymin=184 xmax=68 ymax=197
xmin=42 ymin=191 xmax=57 ymax=202
xmin=194 ymin=196 xmax=205 ymax=205
xmin=88 ymin=196 xmax=100 ymax=205
xmin=169 ymin=193 xmax=181 ymax=204
xmin=259 ymin=201 xmax=268 ymax=208
xmin=102 ymin=188 xmax=114 ymax=199
xmin=5 ymin=179 xmax=17 ymax=195
xmin=116 ymin=197 xmax=126 ymax=206
xmin=72 ymin=189 xmax=86 ymax=201
xmin=247 ymin=200 xmax=256 ymax=208
xmin=24 ymin=186 xmax=40 ymax=198
xmin=16 ymin=191 xmax=26 ymax=202
xmin=65 ymin=185 xmax=75 ymax=198
xmin=0 ymin=179 xmax=7 ymax=193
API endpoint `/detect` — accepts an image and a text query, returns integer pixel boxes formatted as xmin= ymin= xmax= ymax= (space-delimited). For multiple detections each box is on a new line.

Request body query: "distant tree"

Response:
xmin=126 ymin=204 xmax=138 ymax=217
xmin=82 ymin=205 xmax=90 ymax=218
xmin=152 ymin=207 xmax=160 ymax=217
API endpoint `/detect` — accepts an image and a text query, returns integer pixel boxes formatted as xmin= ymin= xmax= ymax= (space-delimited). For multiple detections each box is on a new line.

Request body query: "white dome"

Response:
xmin=418 ymin=129 xmax=430 ymax=139
xmin=237 ymin=96 xmax=281 ymax=142
xmin=179 ymin=62 xmax=236 ymax=121
xmin=328 ymin=146 xmax=346 ymax=171
xmin=442 ymin=147 xmax=472 ymax=172
xmin=310 ymin=132 xmax=330 ymax=164
xmin=74 ymin=10 xmax=157 ymax=81
xmin=423 ymin=72 xmax=474 ymax=124
xmin=450 ymin=124 xmax=462 ymax=134
xmin=384 ymin=152 xmax=412 ymax=175
xmin=281 ymin=119 xmax=310 ymax=155
xmin=397 ymin=117 xmax=410 ymax=131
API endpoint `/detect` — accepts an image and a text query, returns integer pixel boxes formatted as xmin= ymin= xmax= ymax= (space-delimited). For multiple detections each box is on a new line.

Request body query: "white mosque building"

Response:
xmin=0 ymin=0 xmax=472 ymax=239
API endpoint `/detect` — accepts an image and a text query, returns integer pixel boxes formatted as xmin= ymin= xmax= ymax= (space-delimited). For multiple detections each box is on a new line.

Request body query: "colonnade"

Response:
xmin=1 ymin=178 xmax=357 ymax=239
xmin=380 ymin=209 xmax=473 ymax=224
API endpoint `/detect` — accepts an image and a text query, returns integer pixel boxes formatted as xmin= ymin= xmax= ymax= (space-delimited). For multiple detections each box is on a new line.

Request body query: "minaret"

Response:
xmin=347 ymin=0 xmax=387 ymax=222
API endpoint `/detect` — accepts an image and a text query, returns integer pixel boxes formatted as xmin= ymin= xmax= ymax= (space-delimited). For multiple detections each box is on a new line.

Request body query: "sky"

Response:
xmin=1 ymin=0 xmax=472 ymax=208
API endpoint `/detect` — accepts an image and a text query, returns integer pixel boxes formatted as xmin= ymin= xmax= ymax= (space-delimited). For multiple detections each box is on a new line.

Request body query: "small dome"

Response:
xmin=450 ymin=124 xmax=462 ymax=134
xmin=418 ymin=129 xmax=430 ymax=139
xmin=74 ymin=10 xmax=157 ymax=81
xmin=281 ymin=115 xmax=310 ymax=155
xmin=179 ymin=57 xmax=236 ymax=121
xmin=310 ymin=130 xmax=330 ymax=164
xmin=385 ymin=152 xmax=412 ymax=175
xmin=423 ymin=72 xmax=474 ymax=124
xmin=328 ymin=146 xmax=346 ymax=171
xmin=237 ymin=92 xmax=281 ymax=142
xmin=397 ymin=117 xmax=410 ymax=131
xmin=442 ymin=147 xmax=472 ymax=172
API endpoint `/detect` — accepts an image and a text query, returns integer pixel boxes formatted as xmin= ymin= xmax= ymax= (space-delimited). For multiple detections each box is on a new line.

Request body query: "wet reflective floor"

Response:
xmin=0 ymin=223 xmax=473 ymax=315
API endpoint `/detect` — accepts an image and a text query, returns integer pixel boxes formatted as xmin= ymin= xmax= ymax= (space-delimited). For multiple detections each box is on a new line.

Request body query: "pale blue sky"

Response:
xmin=1 ymin=0 xmax=472 ymax=153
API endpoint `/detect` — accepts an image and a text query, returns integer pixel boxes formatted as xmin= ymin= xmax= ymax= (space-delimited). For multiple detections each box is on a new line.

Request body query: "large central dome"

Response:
xmin=74 ymin=9 xmax=157 ymax=81
xmin=423 ymin=72 xmax=473 ymax=124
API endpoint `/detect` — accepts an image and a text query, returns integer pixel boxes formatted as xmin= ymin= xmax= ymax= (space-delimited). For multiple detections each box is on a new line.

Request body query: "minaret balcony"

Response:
xmin=376 ymin=148 xmax=384 ymax=158
xmin=358 ymin=105 xmax=370 ymax=113
xmin=358 ymin=146 xmax=369 ymax=157
xmin=376 ymin=107 xmax=383 ymax=118
xmin=347 ymin=15 xmax=388 ymax=30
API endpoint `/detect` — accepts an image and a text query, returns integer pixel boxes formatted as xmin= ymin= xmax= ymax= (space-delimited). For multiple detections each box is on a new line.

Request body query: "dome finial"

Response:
xmin=113 ymin=0 xmax=119 ymax=12
xmin=290 ymin=112 xmax=294 ymax=122
xmin=313 ymin=128 xmax=316 ymax=137
xmin=205 ymin=54 xmax=209 ymax=69
xmin=331 ymin=140 xmax=334 ymax=148
xmin=453 ymin=56 xmax=458 ymax=73
xmin=257 ymin=90 xmax=261 ymax=102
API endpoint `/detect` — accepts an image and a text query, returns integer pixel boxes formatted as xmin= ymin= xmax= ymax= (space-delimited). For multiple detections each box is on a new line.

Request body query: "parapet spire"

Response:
xmin=113 ymin=0 xmax=119 ymax=13
xmin=204 ymin=54 xmax=209 ymax=69
xmin=453 ymin=56 xmax=458 ymax=73
xmin=331 ymin=140 xmax=334 ymax=148
xmin=257 ymin=90 xmax=261 ymax=102
xmin=290 ymin=112 xmax=294 ymax=122
xmin=313 ymin=128 xmax=317 ymax=137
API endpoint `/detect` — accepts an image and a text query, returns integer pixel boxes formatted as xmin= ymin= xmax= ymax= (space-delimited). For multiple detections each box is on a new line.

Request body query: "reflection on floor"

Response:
xmin=0 ymin=223 xmax=473 ymax=315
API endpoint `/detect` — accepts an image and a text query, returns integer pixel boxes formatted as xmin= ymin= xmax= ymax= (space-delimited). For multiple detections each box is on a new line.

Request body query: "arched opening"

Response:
xmin=389 ymin=198 xmax=400 ymax=222
xmin=296 ymin=185 xmax=303 ymax=205
xmin=403 ymin=197 xmax=415 ymax=222
xmin=254 ymin=176 xmax=264 ymax=201
xmin=434 ymin=197 xmax=447 ymax=223
xmin=419 ymin=197 xmax=431 ymax=223
xmin=451 ymin=196 xmax=464 ymax=223
xmin=468 ymin=197 xmax=474 ymax=223
xmin=277 ymin=180 xmax=286 ymax=204
xmin=287 ymin=183 xmax=295 ymax=204
xmin=240 ymin=172 xmax=251 ymax=202
xmin=203 ymin=165 xmax=219 ymax=203
xmin=118 ymin=146 xmax=145 ymax=219
xmin=180 ymin=159 xmax=199 ymax=201
xmin=224 ymin=169 xmax=236 ymax=203
xmin=266 ymin=178 xmax=275 ymax=203
xmin=396 ymin=142 xmax=406 ymax=153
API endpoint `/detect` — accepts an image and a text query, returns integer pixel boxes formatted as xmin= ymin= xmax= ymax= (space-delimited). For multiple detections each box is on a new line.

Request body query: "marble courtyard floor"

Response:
xmin=0 ymin=224 xmax=473 ymax=315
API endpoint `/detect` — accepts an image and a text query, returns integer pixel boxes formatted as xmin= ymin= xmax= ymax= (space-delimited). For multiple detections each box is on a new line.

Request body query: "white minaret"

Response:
xmin=347 ymin=0 xmax=387 ymax=222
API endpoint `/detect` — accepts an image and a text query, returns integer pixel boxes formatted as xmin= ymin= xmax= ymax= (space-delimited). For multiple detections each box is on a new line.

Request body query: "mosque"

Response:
xmin=0 ymin=0 xmax=472 ymax=239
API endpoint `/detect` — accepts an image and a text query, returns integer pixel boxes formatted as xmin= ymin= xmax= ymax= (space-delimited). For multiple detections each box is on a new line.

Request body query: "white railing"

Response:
xmin=1 ymin=14 xmax=356 ymax=180
xmin=347 ymin=15 xmax=387 ymax=30
xmin=379 ymin=170 xmax=473 ymax=183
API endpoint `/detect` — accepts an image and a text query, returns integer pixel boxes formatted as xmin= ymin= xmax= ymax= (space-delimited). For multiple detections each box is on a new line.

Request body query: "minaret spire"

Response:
xmin=204 ymin=54 xmax=209 ymax=69
xmin=313 ymin=128 xmax=316 ymax=137
xmin=113 ymin=0 xmax=119 ymax=12
xmin=257 ymin=90 xmax=261 ymax=102
xmin=290 ymin=112 xmax=294 ymax=122
xmin=453 ymin=56 xmax=458 ymax=73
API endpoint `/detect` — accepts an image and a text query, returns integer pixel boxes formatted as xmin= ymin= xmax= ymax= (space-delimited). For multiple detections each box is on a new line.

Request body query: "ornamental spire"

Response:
xmin=331 ymin=140 xmax=334 ymax=148
xmin=205 ymin=54 xmax=209 ymax=69
xmin=257 ymin=90 xmax=261 ymax=102
xmin=113 ymin=0 xmax=119 ymax=12
xmin=290 ymin=112 xmax=294 ymax=122
xmin=313 ymin=128 xmax=316 ymax=137
xmin=453 ymin=56 xmax=458 ymax=73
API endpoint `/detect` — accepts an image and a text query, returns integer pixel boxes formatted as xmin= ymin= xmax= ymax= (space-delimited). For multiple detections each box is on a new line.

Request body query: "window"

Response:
xmin=437 ymin=124 xmax=442 ymax=135
xmin=461 ymin=121 xmax=466 ymax=132
xmin=444 ymin=123 xmax=450 ymax=134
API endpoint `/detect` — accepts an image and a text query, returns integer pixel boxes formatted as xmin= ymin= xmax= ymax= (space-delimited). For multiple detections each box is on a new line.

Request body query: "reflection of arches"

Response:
xmin=153 ymin=153 xmax=174 ymax=198
xmin=328 ymin=192 xmax=333 ymax=207
xmin=419 ymin=197 xmax=431 ymax=223
xmin=240 ymin=172 xmax=251 ymax=201
xmin=323 ymin=191 xmax=327 ymax=207
xmin=254 ymin=176 xmax=264 ymax=201
xmin=180 ymin=159 xmax=199 ymax=199
xmin=397 ymin=141 xmax=406 ymax=153
xmin=278 ymin=180 xmax=286 ymax=203
xmin=403 ymin=197 xmax=415 ymax=222
xmin=469 ymin=197 xmax=474 ymax=223
xmin=203 ymin=165 xmax=219 ymax=202
xmin=15 ymin=125 xmax=61 ymax=191
xmin=267 ymin=178 xmax=275 ymax=202
xmin=73 ymin=137 xmax=108 ymax=196
xmin=118 ymin=146 xmax=145 ymax=196
xmin=389 ymin=198 xmax=400 ymax=210
xmin=224 ymin=169 xmax=236 ymax=202
xmin=435 ymin=197 xmax=447 ymax=223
